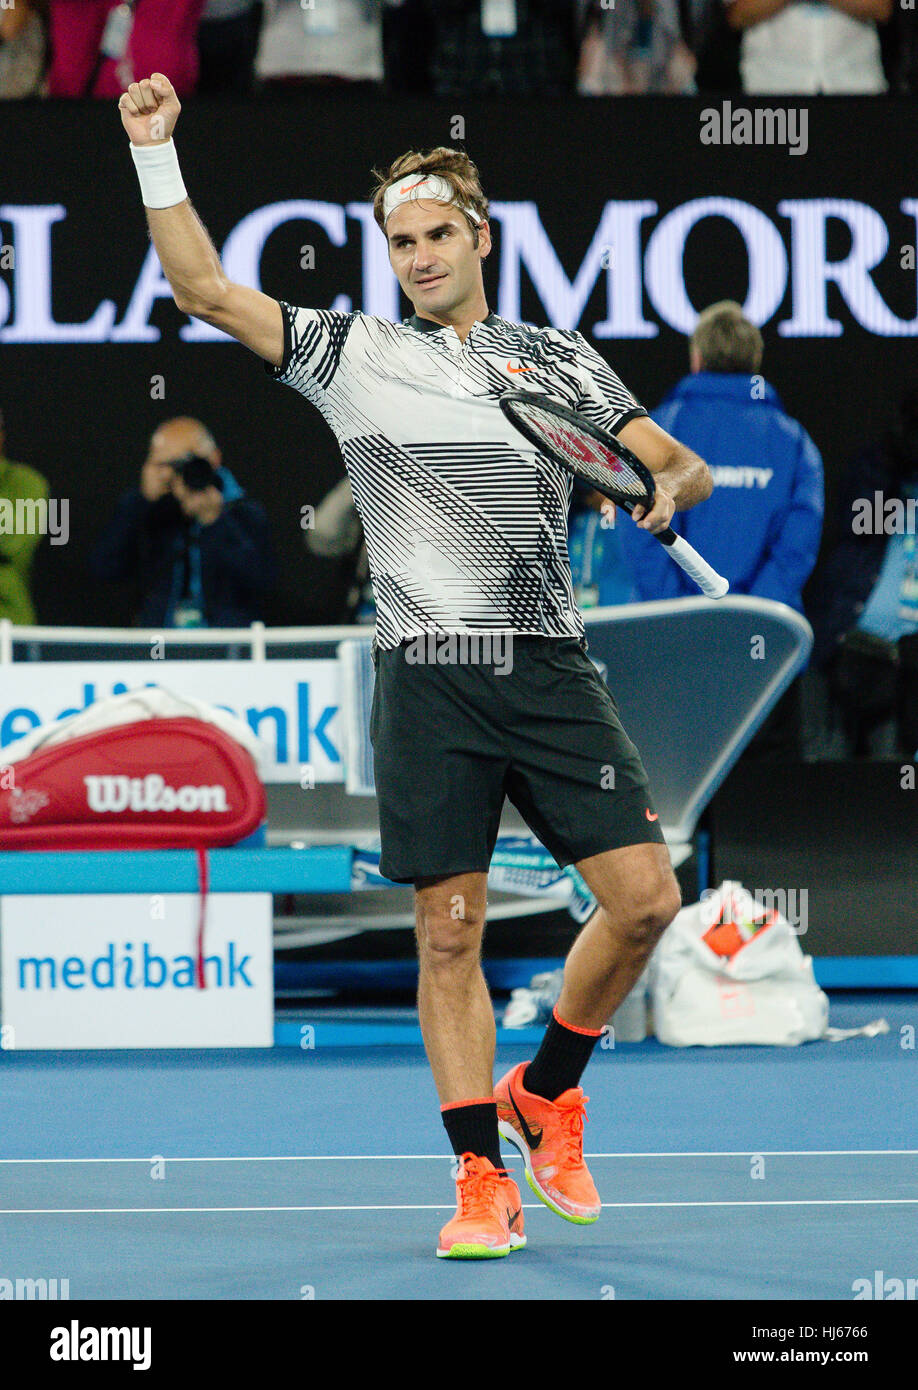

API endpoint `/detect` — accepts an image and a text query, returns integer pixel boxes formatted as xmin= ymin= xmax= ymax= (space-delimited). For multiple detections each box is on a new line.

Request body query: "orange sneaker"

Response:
xmin=495 ymin=1062 xmax=601 ymax=1224
xmin=436 ymin=1153 xmax=527 ymax=1259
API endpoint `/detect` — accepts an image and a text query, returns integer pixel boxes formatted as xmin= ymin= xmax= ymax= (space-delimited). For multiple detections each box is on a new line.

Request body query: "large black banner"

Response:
xmin=1 ymin=94 xmax=915 ymax=625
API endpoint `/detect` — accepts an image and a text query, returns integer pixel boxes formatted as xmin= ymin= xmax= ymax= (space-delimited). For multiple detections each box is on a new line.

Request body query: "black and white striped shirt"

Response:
xmin=265 ymin=305 xmax=646 ymax=649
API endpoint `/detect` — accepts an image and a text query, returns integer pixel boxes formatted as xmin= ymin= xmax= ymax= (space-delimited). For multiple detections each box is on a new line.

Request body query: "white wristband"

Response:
xmin=130 ymin=137 xmax=188 ymax=209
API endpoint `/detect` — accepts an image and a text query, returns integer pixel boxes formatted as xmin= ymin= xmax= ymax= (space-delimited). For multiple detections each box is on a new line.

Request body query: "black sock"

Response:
xmin=523 ymin=1009 xmax=603 ymax=1103
xmin=441 ymin=1099 xmax=503 ymax=1171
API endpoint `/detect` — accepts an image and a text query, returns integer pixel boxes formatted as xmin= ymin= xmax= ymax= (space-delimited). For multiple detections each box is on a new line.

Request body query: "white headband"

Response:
xmin=382 ymin=172 xmax=482 ymax=227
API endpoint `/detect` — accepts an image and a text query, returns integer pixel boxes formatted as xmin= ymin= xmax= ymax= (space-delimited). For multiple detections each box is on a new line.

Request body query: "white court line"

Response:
xmin=0 ymin=1149 xmax=915 ymax=1164
xmin=2 ymin=1198 xmax=918 ymax=1216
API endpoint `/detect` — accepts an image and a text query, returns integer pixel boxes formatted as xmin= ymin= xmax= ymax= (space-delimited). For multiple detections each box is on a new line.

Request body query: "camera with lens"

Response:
xmin=171 ymin=452 xmax=223 ymax=493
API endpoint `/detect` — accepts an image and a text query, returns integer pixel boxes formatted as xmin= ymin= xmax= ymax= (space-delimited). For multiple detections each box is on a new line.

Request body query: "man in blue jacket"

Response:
xmin=91 ymin=416 xmax=276 ymax=628
xmin=619 ymin=300 xmax=824 ymax=756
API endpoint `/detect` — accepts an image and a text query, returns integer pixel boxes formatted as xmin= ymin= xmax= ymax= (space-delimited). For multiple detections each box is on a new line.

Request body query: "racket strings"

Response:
xmin=509 ymin=401 xmax=647 ymax=500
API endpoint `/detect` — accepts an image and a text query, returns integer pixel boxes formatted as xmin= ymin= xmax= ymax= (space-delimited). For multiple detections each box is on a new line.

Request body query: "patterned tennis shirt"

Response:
xmin=265 ymin=305 xmax=646 ymax=649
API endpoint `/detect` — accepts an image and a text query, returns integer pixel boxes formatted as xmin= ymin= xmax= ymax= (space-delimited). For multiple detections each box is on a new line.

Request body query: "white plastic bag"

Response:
xmin=650 ymin=880 xmax=829 ymax=1046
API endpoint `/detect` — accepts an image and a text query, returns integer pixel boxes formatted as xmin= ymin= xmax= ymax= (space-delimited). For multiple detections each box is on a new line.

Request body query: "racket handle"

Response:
xmin=656 ymin=528 xmax=730 ymax=599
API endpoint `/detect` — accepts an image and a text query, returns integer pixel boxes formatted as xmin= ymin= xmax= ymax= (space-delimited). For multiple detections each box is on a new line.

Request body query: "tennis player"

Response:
xmin=121 ymin=74 xmax=713 ymax=1260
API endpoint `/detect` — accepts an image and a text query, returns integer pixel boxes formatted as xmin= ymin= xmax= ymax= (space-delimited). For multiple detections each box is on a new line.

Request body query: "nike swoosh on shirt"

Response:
xmin=509 ymin=1086 xmax=543 ymax=1151
xmin=645 ymin=809 xmax=659 ymax=821
xmin=506 ymin=362 xmax=533 ymax=373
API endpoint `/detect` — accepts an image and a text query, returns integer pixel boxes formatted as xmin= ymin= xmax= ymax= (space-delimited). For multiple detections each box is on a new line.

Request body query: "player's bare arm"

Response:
xmin=617 ymin=415 xmax=713 ymax=533
xmin=119 ymin=73 xmax=285 ymax=368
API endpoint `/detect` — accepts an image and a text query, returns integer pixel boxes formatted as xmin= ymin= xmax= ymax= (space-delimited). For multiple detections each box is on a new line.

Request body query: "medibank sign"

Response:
xmin=0 ymin=659 xmax=342 ymax=783
xmin=17 ymin=940 xmax=255 ymax=992
xmin=0 ymin=894 xmax=272 ymax=1048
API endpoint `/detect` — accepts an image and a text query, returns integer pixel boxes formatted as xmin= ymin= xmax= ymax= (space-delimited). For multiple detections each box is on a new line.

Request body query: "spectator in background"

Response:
xmin=619 ymin=301 xmax=824 ymax=758
xmin=567 ymin=484 xmax=637 ymax=610
xmin=255 ymin=0 xmax=384 ymax=87
xmin=725 ymin=0 xmax=892 ymax=93
xmin=882 ymin=0 xmax=918 ymax=93
xmin=381 ymin=0 xmax=435 ymax=94
xmin=682 ymin=0 xmax=742 ymax=92
xmin=578 ymin=0 xmax=696 ymax=94
xmin=402 ymin=0 xmax=579 ymax=98
xmin=197 ymin=0 xmax=263 ymax=93
xmin=90 ymin=417 xmax=276 ymax=628
xmin=0 ymin=0 xmax=49 ymax=98
xmin=810 ymin=383 xmax=918 ymax=758
xmin=0 ymin=407 xmax=50 ymax=625
xmin=48 ymin=0 xmax=207 ymax=98
xmin=306 ymin=475 xmax=376 ymax=623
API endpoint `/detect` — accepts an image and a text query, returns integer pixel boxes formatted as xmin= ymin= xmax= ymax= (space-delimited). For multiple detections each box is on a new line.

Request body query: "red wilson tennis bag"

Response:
xmin=0 ymin=717 xmax=266 ymax=850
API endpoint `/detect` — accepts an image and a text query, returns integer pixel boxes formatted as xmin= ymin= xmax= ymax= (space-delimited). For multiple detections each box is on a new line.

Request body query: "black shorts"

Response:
xmin=369 ymin=634 xmax=665 ymax=885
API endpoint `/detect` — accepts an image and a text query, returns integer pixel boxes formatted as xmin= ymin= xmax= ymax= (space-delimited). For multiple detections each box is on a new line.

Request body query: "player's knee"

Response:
xmin=416 ymin=907 xmax=485 ymax=968
xmin=624 ymin=882 xmax=681 ymax=951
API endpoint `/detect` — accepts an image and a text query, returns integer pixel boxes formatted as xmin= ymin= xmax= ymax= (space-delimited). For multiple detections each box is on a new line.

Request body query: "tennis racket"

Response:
xmin=499 ymin=391 xmax=729 ymax=600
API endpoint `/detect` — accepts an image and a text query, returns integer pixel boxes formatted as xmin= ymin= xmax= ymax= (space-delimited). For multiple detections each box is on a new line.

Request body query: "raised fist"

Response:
xmin=118 ymin=73 xmax=181 ymax=147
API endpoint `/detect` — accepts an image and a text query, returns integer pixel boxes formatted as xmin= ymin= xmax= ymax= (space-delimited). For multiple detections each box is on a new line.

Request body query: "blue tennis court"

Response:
xmin=2 ymin=991 xmax=914 ymax=1301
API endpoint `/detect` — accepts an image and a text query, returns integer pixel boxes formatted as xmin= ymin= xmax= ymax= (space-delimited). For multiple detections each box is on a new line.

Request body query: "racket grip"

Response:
xmin=657 ymin=530 xmax=730 ymax=599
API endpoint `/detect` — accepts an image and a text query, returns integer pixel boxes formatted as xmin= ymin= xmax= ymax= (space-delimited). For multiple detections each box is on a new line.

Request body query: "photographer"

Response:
xmin=90 ymin=416 xmax=276 ymax=627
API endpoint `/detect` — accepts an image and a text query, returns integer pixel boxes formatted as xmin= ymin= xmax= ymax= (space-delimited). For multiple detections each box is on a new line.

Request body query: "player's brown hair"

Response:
xmin=690 ymin=300 xmax=764 ymax=374
xmin=370 ymin=148 xmax=490 ymax=245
